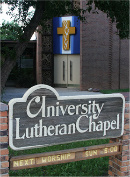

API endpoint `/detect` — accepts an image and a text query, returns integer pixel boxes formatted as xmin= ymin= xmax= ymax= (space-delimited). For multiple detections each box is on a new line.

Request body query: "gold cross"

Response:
xmin=57 ymin=20 xmax=75 ymax=50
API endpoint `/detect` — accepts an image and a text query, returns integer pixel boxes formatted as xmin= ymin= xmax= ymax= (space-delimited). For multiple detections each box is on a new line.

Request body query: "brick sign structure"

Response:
xmin=9 ymin=84 xmax=125 ymax=150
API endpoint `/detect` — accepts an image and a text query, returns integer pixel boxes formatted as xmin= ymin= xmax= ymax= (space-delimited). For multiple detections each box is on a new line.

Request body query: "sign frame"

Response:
xmin=9 ymin=84 xmax=125 ymax=151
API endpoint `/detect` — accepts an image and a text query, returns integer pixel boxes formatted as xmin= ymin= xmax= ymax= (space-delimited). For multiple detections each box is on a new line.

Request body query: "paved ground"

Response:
xmin=1 ymin=86 xmax=101 ymax=103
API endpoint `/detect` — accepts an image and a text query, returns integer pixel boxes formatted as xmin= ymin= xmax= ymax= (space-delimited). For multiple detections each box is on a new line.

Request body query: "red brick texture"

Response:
xmin=108 ymin=94 xmax=130 ymax=176
xmin=80 ymin=1 xmax=129 ymax=90
xmin=0 ymin=102 xmax=9 ymax=177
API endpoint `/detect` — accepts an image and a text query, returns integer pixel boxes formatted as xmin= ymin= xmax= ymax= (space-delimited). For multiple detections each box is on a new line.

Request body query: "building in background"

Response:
xmin=36 ymin=1 xmax=129 ymax=90
xmin=2 ymin=40 xmax=36 ymax=87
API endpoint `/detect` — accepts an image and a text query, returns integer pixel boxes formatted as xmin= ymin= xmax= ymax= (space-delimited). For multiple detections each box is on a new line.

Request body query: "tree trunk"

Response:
xmin=1 ymin=1 xmax=45 ymax=90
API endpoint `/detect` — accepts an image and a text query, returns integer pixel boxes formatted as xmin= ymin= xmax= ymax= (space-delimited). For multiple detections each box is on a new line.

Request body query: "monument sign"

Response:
xmin=9 ymin=84 xmax=125 ymax=151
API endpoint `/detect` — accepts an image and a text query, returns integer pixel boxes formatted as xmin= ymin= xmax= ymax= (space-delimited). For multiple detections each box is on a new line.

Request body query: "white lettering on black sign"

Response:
xmin=9 ymin=84 xmax=125 ymax=150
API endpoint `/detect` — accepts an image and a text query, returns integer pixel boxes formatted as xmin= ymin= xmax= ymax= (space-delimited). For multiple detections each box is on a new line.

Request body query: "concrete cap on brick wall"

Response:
xmin=0 ymin=102 xmax=8 ymax=112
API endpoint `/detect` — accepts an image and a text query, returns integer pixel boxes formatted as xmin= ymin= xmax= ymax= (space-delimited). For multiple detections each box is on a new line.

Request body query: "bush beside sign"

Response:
xmin=9 ymin=84 xmax=125 ymax=150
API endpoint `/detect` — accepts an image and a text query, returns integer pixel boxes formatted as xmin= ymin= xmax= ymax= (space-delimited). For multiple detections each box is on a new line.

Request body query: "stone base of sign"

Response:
xmin=0 ymin=103 xmax=9 ymax=177
xmin=108 ymin=93 xmax=130 ymax=176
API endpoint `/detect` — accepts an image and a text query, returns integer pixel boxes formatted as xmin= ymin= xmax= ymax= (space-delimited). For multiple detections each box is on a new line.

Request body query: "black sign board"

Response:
xmin=9 ymin=84 xmax=125 ymax=150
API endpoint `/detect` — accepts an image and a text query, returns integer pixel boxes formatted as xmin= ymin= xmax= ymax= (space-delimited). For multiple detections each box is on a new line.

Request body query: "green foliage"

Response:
xmin=9 ymin=139 xmax=109 ymax=176
xmin=2 ymin=1 xmax=85 ymax=40
xmin=1 ymin=21 xmax=23 ymax=65
xmin=100 ymin=88 xmax=130 ymax=94
xmin=0 ymin=20 xmax=23 ymax=40
xmin=5 ymin=0 xmax=84 ymax=26
xmin=42 ymin=1 xmax=85 ymax=21
xmin=87 ymin=0 xmax=129 ymax=39
xmin=3 ymin=0 xmax=129 ymax=39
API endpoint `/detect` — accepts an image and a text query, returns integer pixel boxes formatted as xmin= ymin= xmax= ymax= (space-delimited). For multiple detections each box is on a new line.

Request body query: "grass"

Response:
xmin=9 ymin=139 xmax=109 ymax=176
xmin=100 ymin=88 xmax=129 ymax=94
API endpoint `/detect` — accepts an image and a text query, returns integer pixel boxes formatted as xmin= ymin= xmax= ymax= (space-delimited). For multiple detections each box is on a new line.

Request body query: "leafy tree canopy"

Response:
xmin=4 ymin=1 xmax=84 ymax=29
xmin=2 ymin=0 xmax=129 ymax=39
xmin=0 ymin=20 xmax=23 ymax=40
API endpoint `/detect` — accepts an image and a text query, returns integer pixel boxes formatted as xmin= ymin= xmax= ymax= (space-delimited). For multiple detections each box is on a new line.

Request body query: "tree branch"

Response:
xmin=1 ymin=1 xmax=45 ymax=89
xmin=15 ymin=1 xmax=45 ymax=58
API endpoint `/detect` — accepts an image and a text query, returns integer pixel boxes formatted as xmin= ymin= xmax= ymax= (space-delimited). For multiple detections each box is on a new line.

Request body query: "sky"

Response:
xmin=0 ymin=3 xmax=36 ymax=40
xmin=0 ymin=3 xmax=14 ymax=25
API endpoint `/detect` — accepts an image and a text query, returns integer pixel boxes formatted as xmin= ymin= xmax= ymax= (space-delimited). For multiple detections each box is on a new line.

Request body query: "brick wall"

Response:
xmin=108 ymin=93 xmax=130 ymax=176
xmin=120 ymin=39 xmax=129 ymax=89
xmin=0 ymin=103 xmax=9 ymax=177
xmin=80 ymin=0 xmax=129 ymax=90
